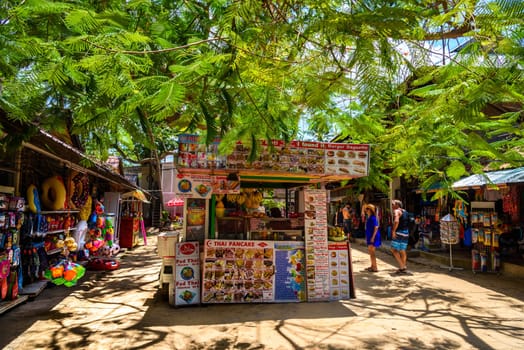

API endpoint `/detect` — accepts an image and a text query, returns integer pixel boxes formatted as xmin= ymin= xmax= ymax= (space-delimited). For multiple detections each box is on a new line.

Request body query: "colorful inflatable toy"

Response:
xmin=86 ymin=257 xmax=120 ymax=271
xmin=41 ymin=176 xmax=67 ymax=210
xmin=79 ymin=195 xmax=92 ymax=221
xmin=26 ymin=184 xmax=42 ymax=213
xmin=44 ymin=260 xmax=86 ymax=287
xmin=69 ymin=172 xmax=90 ymax=209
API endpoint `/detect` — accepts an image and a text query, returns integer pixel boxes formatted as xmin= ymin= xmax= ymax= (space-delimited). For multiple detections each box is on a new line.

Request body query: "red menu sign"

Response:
xmin=174 ymin=242 xmax=200 ymax=306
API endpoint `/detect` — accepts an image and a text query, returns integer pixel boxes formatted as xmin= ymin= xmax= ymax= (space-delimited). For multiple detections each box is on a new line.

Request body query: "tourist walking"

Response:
xmin=391 ymin=199 xmax=409 ymax=274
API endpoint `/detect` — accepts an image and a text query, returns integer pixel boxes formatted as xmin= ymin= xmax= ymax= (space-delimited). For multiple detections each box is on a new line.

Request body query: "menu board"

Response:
xmin=202 ymin=239 xmax=276 ymax=303
xmin=274 ymin=241 xmax=307 ymax=302
xmin=303 ymin=189 xmax=330 ymax=302
xmin=185 ymin=198 xmax=207 ymax=244
xmin=328 ymin=242 xmax=351 ymax=300
xmin=177 ymin=134 xmax=370 ymax=177
xmin=174 ymin=172 xmax=213 ymax=198
xmin=324 ymin=143 xmax=369 ymax=177
xmin=201 ymin=239 xmax=307 ymax=303
xmin=174 ymin=242 xmax=200 ymax=306
xmin=178 ymin=134 xmax=226 ymax=169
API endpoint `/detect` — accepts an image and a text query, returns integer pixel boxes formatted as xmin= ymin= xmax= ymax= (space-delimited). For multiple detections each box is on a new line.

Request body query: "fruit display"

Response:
xmin=328 ymin=225 xmax=347 ymax=241
xmin=226 ymin=189 xmax=264 ymax=210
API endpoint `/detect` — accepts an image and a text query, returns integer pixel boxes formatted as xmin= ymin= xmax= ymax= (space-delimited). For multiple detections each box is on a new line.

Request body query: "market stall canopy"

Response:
xmin=452 ymin=167 xmax=524 ymax=190
xmin=121 ymin=190 xmax=150 ymax=203
xmin=0 ymin=114 xmax=144 ymax=192
xmin=415 ymin=181 xmax=444 ymax=194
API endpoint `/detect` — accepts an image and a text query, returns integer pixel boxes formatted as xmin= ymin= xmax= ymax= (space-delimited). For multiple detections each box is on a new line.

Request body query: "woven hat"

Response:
xmin=364 ymin=204 xmax=376 ymax=214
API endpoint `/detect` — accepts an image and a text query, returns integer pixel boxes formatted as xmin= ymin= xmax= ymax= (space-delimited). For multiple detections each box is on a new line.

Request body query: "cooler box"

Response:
xmin=157 ymin=231 xmax=180 ymax=257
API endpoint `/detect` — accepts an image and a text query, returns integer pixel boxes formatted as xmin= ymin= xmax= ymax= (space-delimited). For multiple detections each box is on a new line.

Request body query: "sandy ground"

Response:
xmin=1 ymin=233 xmax=523 ymax=350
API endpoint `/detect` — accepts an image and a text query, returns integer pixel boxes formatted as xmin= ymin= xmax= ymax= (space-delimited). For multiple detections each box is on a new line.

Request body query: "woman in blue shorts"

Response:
xmin=391 ymin=199 xmax=409 ymax=274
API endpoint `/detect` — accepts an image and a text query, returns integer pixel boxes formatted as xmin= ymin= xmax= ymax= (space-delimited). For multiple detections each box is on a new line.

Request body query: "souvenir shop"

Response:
xmin=159 ymin=134 xmax=371 ymax=306
xmin=0 ymin=122 xmax=143 ymax=314
xmin=450 ymin=167 xmax=524 ymax=272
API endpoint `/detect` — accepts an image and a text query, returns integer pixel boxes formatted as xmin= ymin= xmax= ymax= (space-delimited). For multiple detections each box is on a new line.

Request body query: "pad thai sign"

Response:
xmin=174 ymin=172 xmax=240 ymax=197
xmin=177 ymin=134 xmax=370 ymax=177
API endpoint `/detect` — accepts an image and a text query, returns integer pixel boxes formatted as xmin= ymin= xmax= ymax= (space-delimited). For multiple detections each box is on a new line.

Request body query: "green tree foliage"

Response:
xmin=0 ymin=0 xmax=523 ymax=195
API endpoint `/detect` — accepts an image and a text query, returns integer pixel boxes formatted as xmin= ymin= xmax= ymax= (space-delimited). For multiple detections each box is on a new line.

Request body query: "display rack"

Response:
xmin=439 ymin=214 xmax=463 ymax=271
xmin=470 ymin=202 xmax=500 ymax=274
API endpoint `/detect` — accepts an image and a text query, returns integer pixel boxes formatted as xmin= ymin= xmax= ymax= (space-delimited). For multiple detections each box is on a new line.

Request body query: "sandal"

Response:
xmin=394 ymin=268 xmax=407 ymax=274
xmin=366 ymin=267 xmax=379 ymax=272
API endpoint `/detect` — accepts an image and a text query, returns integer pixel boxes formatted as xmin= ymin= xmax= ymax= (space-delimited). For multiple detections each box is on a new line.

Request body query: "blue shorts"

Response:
xmin=391 ymin=234 xmax=409 ymax=251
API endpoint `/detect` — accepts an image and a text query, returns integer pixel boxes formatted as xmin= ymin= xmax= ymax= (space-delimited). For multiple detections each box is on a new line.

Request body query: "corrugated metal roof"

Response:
xmin=452 ymin=167 xmax=524 ymax=189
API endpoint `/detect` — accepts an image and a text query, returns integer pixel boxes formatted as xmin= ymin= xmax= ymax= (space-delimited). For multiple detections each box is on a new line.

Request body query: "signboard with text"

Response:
xmin=174 ymin=242 xmax=200 ymax=306
xmin=177 ymin=134 xmax=370 ymax=177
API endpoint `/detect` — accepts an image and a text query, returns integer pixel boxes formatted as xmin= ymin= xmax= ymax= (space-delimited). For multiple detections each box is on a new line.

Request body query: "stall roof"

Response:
xmin=24 ymin=129 xmax=144 ymax=192
xmin=176 ymin=168 xmax=356 ymax=190
xmin=0 ymin=114 xmax=144 ymax=192
xmin=122 ymin=190 xmax=150 ymax=202
xmin=452 ymin=167 xmax=524 ymax=189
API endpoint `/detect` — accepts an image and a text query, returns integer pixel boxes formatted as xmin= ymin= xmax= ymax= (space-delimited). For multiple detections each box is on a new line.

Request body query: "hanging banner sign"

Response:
xmin=177 ymin=134 xmax=370 ymax=177
xmin=210 ymin=175 xmax=241 ymax=194
xmin=175 ymin=172 xmax=213 ymax=198
xmin=174 ymin=171 xmax=240 ymax=196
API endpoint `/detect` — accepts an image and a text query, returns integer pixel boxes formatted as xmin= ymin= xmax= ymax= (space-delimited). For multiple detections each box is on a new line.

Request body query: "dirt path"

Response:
xmin=1 ymin=234 xmax=523 ymax=349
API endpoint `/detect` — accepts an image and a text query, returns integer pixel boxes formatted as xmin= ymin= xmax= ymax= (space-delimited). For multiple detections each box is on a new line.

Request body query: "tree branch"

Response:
xmin=423 ymin=22 xmax=476 ymax=41
xmin=84 ymin=37 xmax=225 ymax=55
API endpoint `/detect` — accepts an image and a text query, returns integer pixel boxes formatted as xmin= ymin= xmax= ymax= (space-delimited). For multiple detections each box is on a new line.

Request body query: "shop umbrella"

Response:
xmin=167 ymin=197 xmax=184 ymax=207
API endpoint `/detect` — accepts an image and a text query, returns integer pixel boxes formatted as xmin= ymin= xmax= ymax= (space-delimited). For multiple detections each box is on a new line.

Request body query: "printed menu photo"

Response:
xmin=202 ymin=240 xmax=275 ymax=303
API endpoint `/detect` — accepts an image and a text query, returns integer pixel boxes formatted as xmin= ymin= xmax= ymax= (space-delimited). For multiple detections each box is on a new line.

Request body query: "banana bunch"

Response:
xmin=226 ymin=189 xmax=263 ymax=209
xmin=244 ymin=190 xmax=263 ymax=209
xmin=227 ymin=193 xmax=246 ymax=205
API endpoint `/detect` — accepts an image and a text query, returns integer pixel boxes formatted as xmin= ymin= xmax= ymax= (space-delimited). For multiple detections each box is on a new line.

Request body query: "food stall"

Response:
xmin=166 ymin=135 xmax=370 ymax=305
xmin=119 ymin=190 xmax=149 ymax=249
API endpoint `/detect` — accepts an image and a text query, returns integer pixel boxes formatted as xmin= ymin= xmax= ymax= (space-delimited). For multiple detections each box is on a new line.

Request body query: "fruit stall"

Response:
xmin=161 ymin=134 xmax=371 ymax=306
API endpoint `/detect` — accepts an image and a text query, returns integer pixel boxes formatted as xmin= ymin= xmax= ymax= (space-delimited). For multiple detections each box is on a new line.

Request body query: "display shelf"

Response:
xmin=46 ymin=248 xmax=63 ymax=256
xmin=31 ymin=210 xmax=80 ymax=237
xmin=471 ymin=204 xmax=501 ymax=274
xmin=0 ymin=295 xmax=29 ymax=315
xmin=39 ymin=210 xmax=80 ymax=214
xmin=249 ymin=229 xmax=303 ymax=241
xmin=34 ymin=227 xmax=76 ymax=237
xmin=19 ymin=280 xmax=49 ymax=298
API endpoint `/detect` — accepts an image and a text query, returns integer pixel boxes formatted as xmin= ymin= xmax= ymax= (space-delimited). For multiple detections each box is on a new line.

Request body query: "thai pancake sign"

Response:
xmin=201 ymin=239 xmax=306 ymax=303
xmin=174 ymin=242 xmax=200 ymax=306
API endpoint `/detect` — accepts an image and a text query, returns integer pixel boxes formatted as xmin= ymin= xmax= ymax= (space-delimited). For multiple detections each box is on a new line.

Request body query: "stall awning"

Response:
xmin=121 ymin=190 xmax=150 ymax=202
xmin=452 ymin=167 xmax=524 ymax=190
xmin=0 ymin=116 xmax=143 ymax=192
xmin=166 ymin=197 xmax=184 ymax=207
xmin=415 ymin=182 xmax=444 ymax=194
